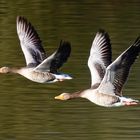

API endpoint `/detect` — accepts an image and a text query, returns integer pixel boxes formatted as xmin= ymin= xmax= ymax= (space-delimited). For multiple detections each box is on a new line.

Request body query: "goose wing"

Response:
xmin=34 ymin=40 xmax=71 ymax=72
xmin=17 ymin=16 xmax=46 ymax=67
xmin=98 ymin=37 xmax=140 ymax=96
xmin=88 ymin=29 xmax=112 ymax=88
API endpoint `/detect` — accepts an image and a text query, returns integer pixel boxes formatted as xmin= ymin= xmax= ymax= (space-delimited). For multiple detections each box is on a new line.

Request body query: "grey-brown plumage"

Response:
xmin=17 ymin=16 xmax=46 ymax=66
xmin=0 ymin=16 xmax=72 ymax=83
xmin=99 ymin=36 xmax=140 ymax=96
xmin=50 ymin=40 xmax=71 ymax=73
xmin=88 ymin=29 xmax=112 ymax=87
xmin=55 ymin=30 xmax=140 ymax=107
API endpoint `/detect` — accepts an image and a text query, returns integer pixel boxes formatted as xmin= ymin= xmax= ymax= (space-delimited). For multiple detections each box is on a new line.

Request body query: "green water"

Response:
xmin=0 ymin=0 xmax=140 ymax=140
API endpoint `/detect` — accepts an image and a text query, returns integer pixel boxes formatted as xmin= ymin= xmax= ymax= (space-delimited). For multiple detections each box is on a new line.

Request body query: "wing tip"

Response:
xmin=50 ymin=40 xmax=71 ymax=71
xmin=134 ymin=36 xmax=140 ymax=48
xmin=17 ymin=16 xmax=28 ymax=25
xmin=59 ymin=40 xmax=71 ymax=54
xmin=98 ymin=28 xmax=106 ymax=34
xmin=97 ymin=28 xmax=107 ymax=35
xmin=94 ymin=28 xmax=112 ymax=65
xmin=16 ymin=16 xmax=46 ymax=63
xmin=129 ymin=36 xmax=140 ymax=54
xmin=60 ymin=40 xmax=71 ymax=47
xmin=16 ymin=16 xmax=42 ymax=44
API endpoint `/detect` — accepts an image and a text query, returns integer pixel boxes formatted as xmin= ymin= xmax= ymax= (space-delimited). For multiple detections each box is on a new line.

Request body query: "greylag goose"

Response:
xmin=0 ymin=16 xmax=72 ymax=83
xmin=55 ymin=29 xmax=140 ymax=107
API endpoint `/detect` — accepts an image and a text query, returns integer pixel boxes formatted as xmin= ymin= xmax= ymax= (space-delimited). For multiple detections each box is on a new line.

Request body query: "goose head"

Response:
xmin=0 ymin=67 xmax=11 ymax=73
xmin=55 ymin=93 xmax=71 ymax=100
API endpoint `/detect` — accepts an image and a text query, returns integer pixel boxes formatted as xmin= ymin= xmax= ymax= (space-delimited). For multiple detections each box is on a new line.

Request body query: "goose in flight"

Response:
xmin=0 ymin=16 xmax=72 ymax=83
xmin=55 ymin=29 xmax=140 ymax=107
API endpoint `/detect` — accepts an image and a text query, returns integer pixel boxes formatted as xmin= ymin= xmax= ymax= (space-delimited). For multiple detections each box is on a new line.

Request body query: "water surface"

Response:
xmin=0 ymin=1 xmax=140 ymax=140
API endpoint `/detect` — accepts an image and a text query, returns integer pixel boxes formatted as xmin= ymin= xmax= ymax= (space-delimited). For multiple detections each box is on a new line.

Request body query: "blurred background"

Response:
xmin=0 ymin=0 xmax=140 ymax=140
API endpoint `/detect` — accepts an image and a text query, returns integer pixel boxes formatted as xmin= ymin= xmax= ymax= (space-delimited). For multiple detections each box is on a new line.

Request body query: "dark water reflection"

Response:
xmin=0 ymin=0 xmax=140 ymax=140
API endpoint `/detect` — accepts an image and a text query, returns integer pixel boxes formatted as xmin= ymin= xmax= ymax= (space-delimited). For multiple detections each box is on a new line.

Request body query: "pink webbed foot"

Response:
xmin=123 ymin=101 xmax=139 ymax=106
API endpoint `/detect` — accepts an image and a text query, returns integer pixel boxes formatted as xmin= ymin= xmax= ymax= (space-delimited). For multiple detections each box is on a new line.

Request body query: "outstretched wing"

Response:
xmin=34 ymin=40 xmax=71 ymax=72
xmin=88 ymin=29 xmax=112 ymax=88
xmin=17 ymin=16 xmax=46 ymax=67
xmin=98 ymin=37 xmax=140 ymax=96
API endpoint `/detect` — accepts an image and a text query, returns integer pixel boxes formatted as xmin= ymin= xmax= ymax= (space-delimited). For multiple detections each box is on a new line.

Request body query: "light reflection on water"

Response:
xmin=0 ymin=0 xmax=140 ymax=140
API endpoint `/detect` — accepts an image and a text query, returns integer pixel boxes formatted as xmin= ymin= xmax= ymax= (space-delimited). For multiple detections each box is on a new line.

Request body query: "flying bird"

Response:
xmin=0 ymin=16 xmax=72 ymax=83
xmin=55 ymin=29 xmax=140 ymax=107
